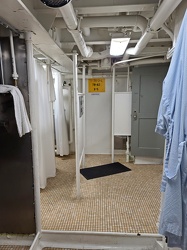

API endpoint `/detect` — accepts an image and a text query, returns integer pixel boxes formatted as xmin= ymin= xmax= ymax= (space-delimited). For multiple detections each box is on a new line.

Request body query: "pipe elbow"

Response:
xmin=69 ymin=29 xmax=93 ymax=57
xmin=134 ymin=15 xmax=148 ymax=33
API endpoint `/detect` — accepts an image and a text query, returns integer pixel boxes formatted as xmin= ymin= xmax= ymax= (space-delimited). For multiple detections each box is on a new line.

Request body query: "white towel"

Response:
xmin=0 ymin=85 xmax=32 ymax=137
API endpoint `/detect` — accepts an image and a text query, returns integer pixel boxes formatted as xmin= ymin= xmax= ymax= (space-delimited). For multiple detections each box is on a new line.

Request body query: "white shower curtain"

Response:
xmin=34 ymin=60 xmax=56 ymax=189
xmin=53 ymin=71 xmax=69 ymax=156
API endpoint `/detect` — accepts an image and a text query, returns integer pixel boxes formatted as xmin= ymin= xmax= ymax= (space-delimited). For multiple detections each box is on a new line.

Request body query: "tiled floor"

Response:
xmin=1 ymin=154 xmax=163 ymax=250
xmin=0 ymin=247 xmax=30 ymax=250
xmin=40 ymin=154 xmax=162 ymax=233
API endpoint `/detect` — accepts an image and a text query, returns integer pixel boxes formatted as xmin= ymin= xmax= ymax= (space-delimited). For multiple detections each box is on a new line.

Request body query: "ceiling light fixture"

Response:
xmin=110 ymin=37 xmax=130 ymax=56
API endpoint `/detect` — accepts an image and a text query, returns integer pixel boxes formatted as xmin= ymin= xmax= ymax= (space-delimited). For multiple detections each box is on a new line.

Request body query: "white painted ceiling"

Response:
xmin=0 ymin=0 xmax=179 ymax=73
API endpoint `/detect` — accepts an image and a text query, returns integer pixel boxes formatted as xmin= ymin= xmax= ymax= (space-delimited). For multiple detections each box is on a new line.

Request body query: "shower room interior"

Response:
xmin=0 ymin=0 xmax=187 ymax=249
xmin=0 ymin=26 xmax=166 ymax=235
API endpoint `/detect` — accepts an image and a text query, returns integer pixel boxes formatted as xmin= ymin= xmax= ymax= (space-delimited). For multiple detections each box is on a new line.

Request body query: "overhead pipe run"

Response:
xmin=58 ymin=2 xmax=93 ymax=57
xmin=53 ymin=15 xmax=148 ymax=34
xmin=161 ymin=24 xmax=174 ymax=41
xmin=81 ymin=49 xmax=111 ymax=61
xmin=68 ymin=29 xmax=93 ymax=57
xmin=123 ymin=0 xmax=182 ymax=60
xmin=40 ymin=0 xmax=93 ymax=57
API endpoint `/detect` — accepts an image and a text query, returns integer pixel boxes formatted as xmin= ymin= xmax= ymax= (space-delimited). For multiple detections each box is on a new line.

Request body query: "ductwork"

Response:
xmin=82 ymin=49 xmax=110 ymax=61
xmin=69 ymin=29 xmax=93 ymax=57
xmin=40 ymin=0 xmax=72 ymax=8
xmin=40 ymin=0 xmax=93 ymax=57
xmin=53 ymin=14 xmax=147 ymax=61
xmin=59 ymin=2 xmax=93 ymax=57
xmin=81 ymin=46 xmax=169 ymax=61
xmin=123 ymin=0 xmax=182 ymax=60
xmin=42 ymin=0 xmax=182 ymax=61
xmin=53 ymin=15 xmax=147 ymax=34
xmin=162 ymin=24 xmax=174 ymax=41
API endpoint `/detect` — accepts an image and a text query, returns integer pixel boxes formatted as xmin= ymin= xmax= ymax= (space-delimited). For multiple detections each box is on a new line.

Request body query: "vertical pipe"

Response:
xmin=111 ymin=67 xmax=115 ymax=163
xmin=126 ymin=136 xmax=130 ymax=162
xmin=25 ymin=32 xmax=41 ymax=233
xmin=68 ymin=84 xmax=73 ymax=144
xmin=127 ymin=66 xmax=130 ymax=92
xmin=0 ymin=43 xmax=4 ymax=85
xmin=82 ymin=65 xmax=86 ymax=168
xmin=9 ymin=30 xmax=19 ymax=86
xmin=73 ymin=52 xmax=81 ymax=197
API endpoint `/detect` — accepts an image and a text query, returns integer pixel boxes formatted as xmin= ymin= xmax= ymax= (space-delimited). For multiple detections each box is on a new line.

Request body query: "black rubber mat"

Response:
xmin=80 ymin=162 xmax=131 ymax=180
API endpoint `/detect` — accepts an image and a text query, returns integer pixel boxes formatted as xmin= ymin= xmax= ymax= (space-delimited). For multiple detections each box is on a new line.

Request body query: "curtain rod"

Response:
xmin=34 ymin=57 xmax=69 ymax=75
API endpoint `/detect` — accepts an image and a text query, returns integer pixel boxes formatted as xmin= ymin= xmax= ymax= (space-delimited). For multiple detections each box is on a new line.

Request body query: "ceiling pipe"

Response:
xmin=82 ymin=27 xmax=91 ymax=37
xmin=40 ymin=0 xmax=93 ymax=57
xmin=79 ymin=56 xmax=168 ymax=72
xmin=81 ymin=49 xmax=111 ymax=61
xmin=80 ymin=46 xmax=168 ymax=61
xmin=58 ymin=1 xmax=77 ymax=30
xmin=129 ymin=57 xmax=169 ymax=66
xmin=161 ymin=23 xmax=174 ymax=41
xmin=123 ymin=0 xmax=182 ymax=60
xmin=53 ymin=15 xmax=147 ymax=34
xmin=69 ymin=29 xmax=93 ymax=57
xmin=59 ymin=3 xmax=93 ymax=57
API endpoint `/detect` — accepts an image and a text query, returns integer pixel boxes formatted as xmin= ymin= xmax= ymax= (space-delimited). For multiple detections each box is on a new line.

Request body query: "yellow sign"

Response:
xmin=88 ymin=78 xmax=105 ymax=92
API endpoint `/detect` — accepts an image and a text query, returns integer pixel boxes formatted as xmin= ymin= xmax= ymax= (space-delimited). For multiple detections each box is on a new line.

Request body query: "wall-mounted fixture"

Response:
xmin=110 ymin=38 xmax=130 ymax=56
xmin=40 ymin=0 xmax=71 ymax=8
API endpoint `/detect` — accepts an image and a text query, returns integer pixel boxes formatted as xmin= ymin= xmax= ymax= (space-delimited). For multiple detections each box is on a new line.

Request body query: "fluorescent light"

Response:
xmin=110 ymin=37 xmax=130 ymax=56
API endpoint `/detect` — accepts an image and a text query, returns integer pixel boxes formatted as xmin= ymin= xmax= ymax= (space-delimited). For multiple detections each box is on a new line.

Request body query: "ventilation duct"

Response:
xmin=40 ymin=0 xmax=93 ymax=57
xmin=40 ymin=0 xmax=71 ymax=8
xmin=123 ymin=0 xmax=182 ymax=60
xmin=53 ymin=15 xmax=147 ymax=34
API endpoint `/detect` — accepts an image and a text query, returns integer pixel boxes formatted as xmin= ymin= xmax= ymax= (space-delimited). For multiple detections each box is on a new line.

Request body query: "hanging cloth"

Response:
xmin=46 ymin=63 xmax=56 ymax=102
xmin=34 ymin=60 xmax=56 ymax=189
xmin=53 ymin=71 xmax=69 ymax=156
xmin=155 ymin=10 xmax=187 ymax=249
xmin=0 ymin=84 xmax=32 ymax=137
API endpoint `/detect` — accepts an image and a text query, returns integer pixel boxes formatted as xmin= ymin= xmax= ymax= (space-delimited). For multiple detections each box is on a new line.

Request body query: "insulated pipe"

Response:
xmin=9 ymin=30 xmax=19 ymax=86
xmin=81 ymin=49 xmax=110 ymax=61
xmin=129 ymin=57 xmax=168 ymax=66
xmin=125 ymin=32 xmax=154 ymax=56
xmin=113 ymin=54 xmax=168 ymax=68
xmin=59 ymin=2 xmax=77 ymax=30
xmin=162 ymin=24 xmax=174 ymax=41
xmin=40 ymin=0 xmax=92 ymax=57
xmin=0 ymin=43 xmax=5 ymax=85
xmin=59 ymin=2 xmax=93 ymax=57
xmin=82 ymin=27 xmax=91 ymax=37
xmin=53 ymin=15 xmax=147 ymax=34
xmin=68 ymin=85 xmax=73 ymax=144
xmin=123 ymin=0 xmax=182 ymax=59
xmin=69 ymin=29 xmax=93 ymax=57
xmin=81 ymin=15 xmax=147 ymax=33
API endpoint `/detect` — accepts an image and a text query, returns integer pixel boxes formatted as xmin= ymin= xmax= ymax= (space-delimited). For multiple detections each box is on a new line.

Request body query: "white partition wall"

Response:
xmin=114 ymin=92 xmax=132 ymax=136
